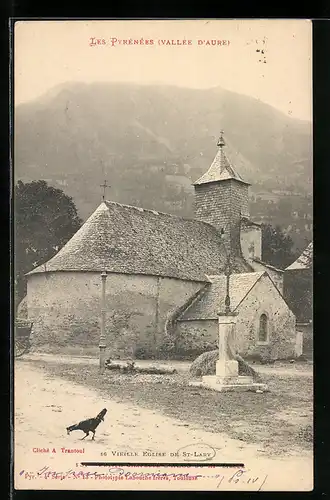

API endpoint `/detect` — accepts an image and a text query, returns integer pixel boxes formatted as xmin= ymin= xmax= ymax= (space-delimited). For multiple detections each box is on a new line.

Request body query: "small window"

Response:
xmin=258 ymin=314 xmax=268 ymax=342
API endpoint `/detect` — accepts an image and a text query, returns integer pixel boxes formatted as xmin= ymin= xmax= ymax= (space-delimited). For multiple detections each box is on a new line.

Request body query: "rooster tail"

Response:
xmin=66 ymin=423 xmax=79 ymax=434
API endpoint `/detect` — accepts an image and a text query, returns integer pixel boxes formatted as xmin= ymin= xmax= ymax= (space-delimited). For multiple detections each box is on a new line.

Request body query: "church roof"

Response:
xmin=241 ymin=217 xmax=261 ymax=228
xmin=177 ymin=272 xmax=265 ymax=320
xmin=28 ymin=201 xmax=249 ymax=282
xmin=286 ymin=242 xmax=313 ymax=270
xmin=252 ymin=258 xmax=284 ymax=273
xmin=193 ymin=132 xmax=250 ymax=186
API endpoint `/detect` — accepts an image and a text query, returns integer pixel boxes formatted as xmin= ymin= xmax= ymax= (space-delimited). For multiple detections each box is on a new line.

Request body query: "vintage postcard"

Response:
xmin=12 ymin=19 xmax=313 ymax=491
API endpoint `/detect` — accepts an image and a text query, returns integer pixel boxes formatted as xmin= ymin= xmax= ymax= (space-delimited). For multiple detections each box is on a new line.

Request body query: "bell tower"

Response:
xmin=193 ymin=131 xmax=250 ymax=256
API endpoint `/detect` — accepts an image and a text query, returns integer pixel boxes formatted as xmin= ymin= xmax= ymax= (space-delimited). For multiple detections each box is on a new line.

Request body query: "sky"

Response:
xmin=14 ymin=19 xmax=312 ymax=121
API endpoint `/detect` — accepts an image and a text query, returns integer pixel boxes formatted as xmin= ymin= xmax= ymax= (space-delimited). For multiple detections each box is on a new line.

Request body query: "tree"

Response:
xmin=261 ymin=223 xmax=298 ymax=270
xmin=14 ymin=180 xmax=83 ymax=308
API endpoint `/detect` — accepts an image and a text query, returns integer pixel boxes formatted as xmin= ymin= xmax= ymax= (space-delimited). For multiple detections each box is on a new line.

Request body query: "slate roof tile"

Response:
xmin=193 ymin=148 xmax=250 ymax=186
xmin=177 ymin=272 xmax=265 ymax=320
xmin=28 ymin=201 xmax=250 ymax=281
xmin=286 ymin=242 xmax=313 ymax=270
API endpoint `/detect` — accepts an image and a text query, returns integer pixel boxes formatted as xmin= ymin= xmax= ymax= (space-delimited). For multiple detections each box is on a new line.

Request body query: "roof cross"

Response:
xmin=100 ymin=180 xmax=110 ymax=201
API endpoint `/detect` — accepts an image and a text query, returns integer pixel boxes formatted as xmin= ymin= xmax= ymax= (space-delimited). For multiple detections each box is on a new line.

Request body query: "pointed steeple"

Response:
xmin=193 ymin=131 xmax=250 ymax=186
xmin=216 ymin=129 xmax=226 ymax=170
xmin=193 ymin=131 xmax=252 ymax=256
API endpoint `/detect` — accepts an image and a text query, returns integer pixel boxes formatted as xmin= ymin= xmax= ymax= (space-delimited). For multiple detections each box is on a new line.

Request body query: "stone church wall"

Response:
xmin=235 ymin=275 xmax=297 ymax=360
xmin=26 ymin=271 xmax=202 ymax=358
xmin=240 ymin=225 xmax=262 ymax=261
xmin=175 ymin=275 xmax=297 ymax=361
xmin=175 ymin=320 xmax=218 ymax=358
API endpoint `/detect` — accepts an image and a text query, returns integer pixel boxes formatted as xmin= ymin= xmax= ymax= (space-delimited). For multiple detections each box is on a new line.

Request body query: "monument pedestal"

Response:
xmin=202 ymin=375 xmax=268 ymax=392
xmin=201 ymin=313 xmax=268 ymax=393
xmin=216 ymin=360 xmax=239 ymax=377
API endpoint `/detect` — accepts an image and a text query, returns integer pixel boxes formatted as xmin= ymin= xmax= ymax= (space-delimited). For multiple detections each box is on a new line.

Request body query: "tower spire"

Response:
xmin=193 ymin=130 xmax=249 ymax=186
xmin=217 ymin=130 xmax=226 ymax=171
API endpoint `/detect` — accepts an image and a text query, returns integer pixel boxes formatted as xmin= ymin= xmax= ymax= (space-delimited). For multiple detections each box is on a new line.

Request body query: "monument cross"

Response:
xmin=224 ymin=251 xmax=232 ymax=315
xmin=200 ymin=222 xmax=268 ymax=392
xmin=220 ymin=226 xmax=232 ymax=315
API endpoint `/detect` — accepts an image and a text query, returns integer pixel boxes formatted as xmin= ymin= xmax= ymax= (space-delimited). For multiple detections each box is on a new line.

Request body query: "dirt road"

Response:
xmin=14 ymin=361 xmax=313 ymax=491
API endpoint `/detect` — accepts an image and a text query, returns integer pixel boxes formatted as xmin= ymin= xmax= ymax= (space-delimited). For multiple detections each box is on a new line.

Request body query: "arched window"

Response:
xmin=258 ymin=314 xmax=268 ymax=342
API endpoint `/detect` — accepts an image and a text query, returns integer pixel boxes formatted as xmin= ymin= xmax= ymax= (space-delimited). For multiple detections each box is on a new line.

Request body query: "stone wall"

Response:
xmin=175 ymin=274 xmax=297 ymax=361
xmin=235 ymin=274 xmax=296 ymax=360
xmin=240 ymin=225 xmax=262 ymax=261
xmin=194 ymin=180 xmax=249 ymax=255
xmin=27 ymin=271 xmax=202 ymax=358
xmin=174 ymin=320 xmax=218 ymax=358
xmin=296 ymin=322 xmax=313 ymax=359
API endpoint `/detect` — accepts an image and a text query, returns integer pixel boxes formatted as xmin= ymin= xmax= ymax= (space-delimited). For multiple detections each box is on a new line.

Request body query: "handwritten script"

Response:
xmin=19 ymin=465 xmax=268 ymax=489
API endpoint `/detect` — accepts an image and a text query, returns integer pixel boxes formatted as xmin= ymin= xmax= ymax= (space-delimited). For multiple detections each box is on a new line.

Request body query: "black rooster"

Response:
xmin=66 ymin=408 xmax=107 ymax=440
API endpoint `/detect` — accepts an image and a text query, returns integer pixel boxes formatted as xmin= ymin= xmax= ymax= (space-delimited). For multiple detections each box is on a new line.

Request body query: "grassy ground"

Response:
xmin=27 ymin=358 xmax=313 ymax=458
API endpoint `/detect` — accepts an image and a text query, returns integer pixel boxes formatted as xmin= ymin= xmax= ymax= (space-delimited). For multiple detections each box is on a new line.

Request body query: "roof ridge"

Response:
xmin=103 ymin=200 xmax=225 ymax=231
xmin=176 ymin=281 xmax=212 ymax=320
xmin=206 ymin=271 xmax=264 ymax=280
xmin=252 ymin=258 xmax=284 ymax=273
xmin=241 ymin=216 xmax=261 ymax=227
xmin=105 ymin=199 xmax=181 ymax=218
xmin=232 ymin=272 xmax=266 ymax=312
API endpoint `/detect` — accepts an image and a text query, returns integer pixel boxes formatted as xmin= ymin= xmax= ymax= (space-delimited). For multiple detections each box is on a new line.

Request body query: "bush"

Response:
xmin=156 ymin=334 xmax=177 ymax=359
xmin=190 ymin=350 xmax=218 ymax=377
xmin=133 ymin=346 xmax=154 ymax=360
xmin=190 ymin=349 xmax=262 ymax=381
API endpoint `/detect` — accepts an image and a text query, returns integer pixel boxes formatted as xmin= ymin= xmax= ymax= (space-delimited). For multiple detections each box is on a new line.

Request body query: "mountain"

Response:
xmin=14 ymin=82 xmax=312 ymax=236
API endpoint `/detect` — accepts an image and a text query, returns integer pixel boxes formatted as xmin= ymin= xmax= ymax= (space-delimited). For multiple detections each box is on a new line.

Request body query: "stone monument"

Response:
xmin=202 ymin=312 xmax=268 ymax=392
xmin=201 ymin=239 xmax=268 ymax=392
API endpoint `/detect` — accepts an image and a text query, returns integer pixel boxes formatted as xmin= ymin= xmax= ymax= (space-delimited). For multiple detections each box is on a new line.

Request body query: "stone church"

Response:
xmin=24 ymin=132 xmax=298 ymax=361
